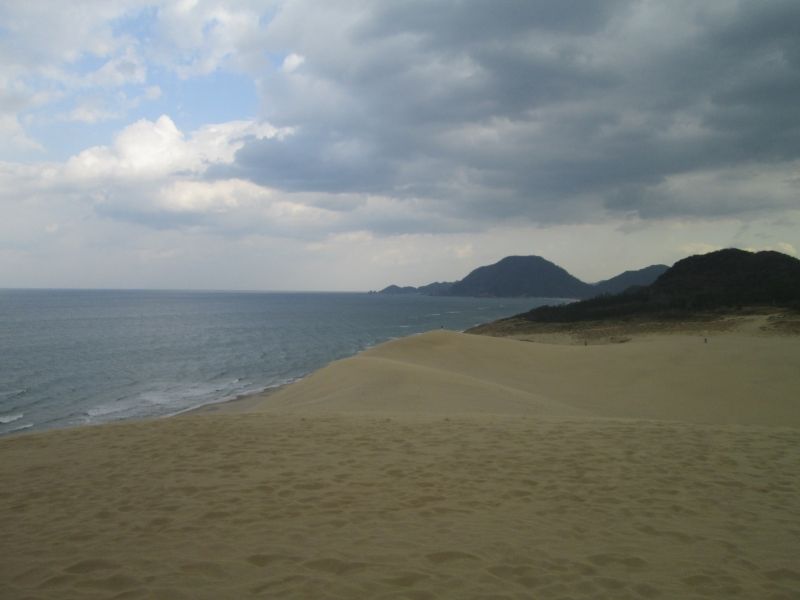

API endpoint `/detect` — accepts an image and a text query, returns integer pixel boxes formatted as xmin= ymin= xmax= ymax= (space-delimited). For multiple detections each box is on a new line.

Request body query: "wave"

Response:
xmin=166 ymin=378 xmax=300 ymax=417
xmin=0 ymin=412 xmax=24 ymax=424
xmin=84 ymin=378 xmax=266 ymax=424
xmin=85 ymin=404 xmax=128 ymax=418
xmin=4 ymin=423 xmax=33 ymax=434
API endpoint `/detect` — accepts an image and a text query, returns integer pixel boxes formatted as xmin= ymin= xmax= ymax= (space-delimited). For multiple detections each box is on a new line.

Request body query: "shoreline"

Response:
xmin=1 ymin=291 xmax=542 ymax=439
xmin=6 ymin=309 xmax=795 ymax=438
xmin=181 ymin=383 xmax=289 ymax=415
xmin=182 ymin=329 xmax=453 ymax=418
xmin=187 ymin=311 xmax=800 ymax=424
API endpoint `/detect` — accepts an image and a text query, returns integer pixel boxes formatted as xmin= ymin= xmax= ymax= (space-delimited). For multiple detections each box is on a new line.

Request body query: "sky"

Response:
xmin=1 ymin=0 xmax=799 ymax=291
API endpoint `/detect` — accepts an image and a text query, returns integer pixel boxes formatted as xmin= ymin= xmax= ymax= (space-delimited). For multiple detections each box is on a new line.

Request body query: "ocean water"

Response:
xmin=0 ymin=289 xmax=562 ymax=436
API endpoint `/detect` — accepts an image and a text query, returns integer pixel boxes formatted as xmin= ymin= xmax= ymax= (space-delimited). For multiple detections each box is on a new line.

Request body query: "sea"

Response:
xmin=0 ymin=289 xmax=563 ymax=436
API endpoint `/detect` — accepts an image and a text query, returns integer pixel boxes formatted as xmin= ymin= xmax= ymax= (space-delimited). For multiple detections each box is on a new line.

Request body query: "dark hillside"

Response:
xmin=593 ymin=264 xmax=669 ymax=296
xmin=448 ymin=256 xmax=591 ymax=298
xmin=520 ymin=249 xmax=800 ymax=322
xmin=650 ymin=249 xmax=800 ymax=307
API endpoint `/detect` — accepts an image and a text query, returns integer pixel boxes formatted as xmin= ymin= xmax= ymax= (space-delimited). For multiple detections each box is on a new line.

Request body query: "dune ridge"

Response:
xmin=255 ymin=329 xmax=800 ymax=427
xmin=1 ymin=328 xmax=799 ymax=599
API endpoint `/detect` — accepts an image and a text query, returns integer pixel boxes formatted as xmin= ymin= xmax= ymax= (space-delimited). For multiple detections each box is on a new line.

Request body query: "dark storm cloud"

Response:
xmin=356 ymin=0 xmax=629 ymax=40
xmin=226 ymin=0 xmax=800 ymax=230
xmin=225 ymin=127 xmax=394 ymax=194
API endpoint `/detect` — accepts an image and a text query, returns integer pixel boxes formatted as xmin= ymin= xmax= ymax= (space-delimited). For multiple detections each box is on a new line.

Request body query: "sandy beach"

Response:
xmin=2 ymin=324 xmax=799 ymax=599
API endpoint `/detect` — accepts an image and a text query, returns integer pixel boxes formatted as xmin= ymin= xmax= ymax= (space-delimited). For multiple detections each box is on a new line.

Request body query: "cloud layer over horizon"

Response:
xmin=2 ymin=1 xmax=799 ymax=289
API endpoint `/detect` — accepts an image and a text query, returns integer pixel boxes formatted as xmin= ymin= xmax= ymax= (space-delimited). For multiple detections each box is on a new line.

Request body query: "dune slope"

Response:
xmin=258 ymin=329 xmax=800 ymax=427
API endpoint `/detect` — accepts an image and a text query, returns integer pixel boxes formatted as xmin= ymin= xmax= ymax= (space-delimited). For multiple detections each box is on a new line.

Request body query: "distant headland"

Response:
xmin=375 ymin=255 xmax=668 ymax=299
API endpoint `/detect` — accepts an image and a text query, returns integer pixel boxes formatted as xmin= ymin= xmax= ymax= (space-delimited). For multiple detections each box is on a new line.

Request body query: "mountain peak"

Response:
xmin=448 ymin=255 xmax=589 ymax=298
xmin=379 ymin=255 xmax=668 ymax=299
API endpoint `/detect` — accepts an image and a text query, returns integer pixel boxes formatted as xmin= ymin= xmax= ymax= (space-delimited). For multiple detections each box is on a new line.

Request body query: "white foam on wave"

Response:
xmin=86 ymin=404 xmax=126 ymax=418
xmin=5 ymin=423 xmax=33 ymax=434
xmin=167 ymin=379 xmax=298 ymax=417
xmin=84 ymin=377 xmax=265 ymax=424
xmin=0 ymin=412 xmax=24 ymax=424
xmin=86 ymin=395 xmax=171 ymax=421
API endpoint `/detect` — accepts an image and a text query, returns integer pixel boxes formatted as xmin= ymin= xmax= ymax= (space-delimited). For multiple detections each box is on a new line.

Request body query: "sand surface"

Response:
xmin=2 ymin=328 xmax=799 ymax=599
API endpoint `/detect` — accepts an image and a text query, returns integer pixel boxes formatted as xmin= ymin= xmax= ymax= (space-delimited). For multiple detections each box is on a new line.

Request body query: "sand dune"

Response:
xmin=1 ymin=329 xmax=799 ymax=599
xmin=258 ymin=329 xmax=800 ymax=426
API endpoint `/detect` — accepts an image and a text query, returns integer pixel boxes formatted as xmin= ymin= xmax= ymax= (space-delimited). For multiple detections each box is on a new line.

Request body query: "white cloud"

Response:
xmin=1 ymin=0 xmax=266 ymax=80
xmin=743 ymin=242 xmax=799 ymax=256
xmin=0 ymin=113 xmax=342 ymax=244
xmin=281 ymin=53 xmax=305 ymax=73
xmin=0 ymin=114 xmax=44 ymax=153
xmin=65 ymin=114 xmax=289 ymax=179
xmin=158 ymin=179 xmax=253 ymax=213
xmin=305 ymin=230 xmax=373 ymax=252
xmin=157 ymin=178 xmax=333 ymax=225
xmin=153 ymin=1 xmax=270 ymax=77
xmin=448 ymin=243 xmax=474 ymax=259
xmin=680 ymin=242 xmax=722 ymax=256
xmin=63 ymin=87 xmax=164 ymax=124
xmin=0 ymin=1 xmax=275 ymax=150
xmin=640 ymin=162 xmax=800 ymax=219
xmin=89 ymin=46 xmax=147 ymax=88
xmin=190 ymin=119 xmax=292 ymax=165
xmin=333 ymin=231 xmax=374 ymax=244
xmin=0 ymin=2 xmax=131 ymax=67
xmin=67 ymin=101 xmax=121 ymax=124
xmin=66 ymin=115 xmax=187 ymax=178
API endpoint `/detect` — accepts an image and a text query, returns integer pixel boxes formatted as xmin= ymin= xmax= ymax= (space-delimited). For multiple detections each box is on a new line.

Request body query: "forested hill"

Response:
xmin=518 ymin=249 xmax=800 ymax=322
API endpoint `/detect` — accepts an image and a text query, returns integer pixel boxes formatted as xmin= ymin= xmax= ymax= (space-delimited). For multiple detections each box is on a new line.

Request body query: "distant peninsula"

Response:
xmin=376 ymin=255 xmax=668 ymax=299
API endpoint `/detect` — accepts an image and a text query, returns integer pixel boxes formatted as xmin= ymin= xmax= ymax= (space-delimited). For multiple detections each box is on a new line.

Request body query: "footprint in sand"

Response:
xmin=64 ymin=559 xmax=121 ymax=574
xmin=383 ymin=572 xmax=430 ymax=587
xmin=303 ymin=558 xmax=368 ymax=575
xmin=425 ymin=551 xmax=480 ymax=565
xmin=764 ymin=568 xmax=800 ymax=582
xmin=588 ymin=553 xmax=648 ymax=569
xmin=180 ymin=562 xmax=230 ymax=579
xmin=246 ymin=554 xmax=297 ymax=567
